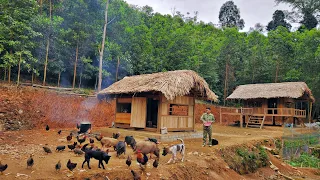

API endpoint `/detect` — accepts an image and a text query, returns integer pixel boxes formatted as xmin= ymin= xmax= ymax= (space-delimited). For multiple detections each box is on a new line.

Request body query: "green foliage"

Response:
xmin=267 ymin=10 xmax=292 ymax=31
xmin=288 ymin=152 xmax=320 ymax=168
xmin=219 ymin=1 xmax=245 ymax=29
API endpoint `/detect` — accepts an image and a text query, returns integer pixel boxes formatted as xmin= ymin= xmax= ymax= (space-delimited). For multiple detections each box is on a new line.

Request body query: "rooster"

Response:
xmin=66 ymin=133 xmax=73 ymax=142
xmin=131 ymin=170 xmax=141 ymax=180
xmin=55 ymin=160 xmax=61 ymax=171
xmin=68 ymin=142 xmax=77 ymax=151
xmin=27 ymin=154 xmax=34 ymax=168
xmin=77 ymin=136 xmax=87 ymax=144
xmin=0 ymin=161 xmax=8 ymax=174
xmin=136 ymin=150 xmax=148 ymax=170
xmin=126 ymin=155 xmax=132 ymax=167
xmin=67 ymin=159 xmax=77 ymax=172
xmin=45 ymin=125 xmax=50 ymax=131
xmin=43 ymin=146 xmax=52 ymax=154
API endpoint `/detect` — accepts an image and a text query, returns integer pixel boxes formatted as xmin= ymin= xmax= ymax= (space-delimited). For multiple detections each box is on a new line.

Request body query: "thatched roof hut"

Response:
xmin=227 ymin=82 xmax=315 ymax=102
xmin=98 ymin=70 xmax=218 ymax=102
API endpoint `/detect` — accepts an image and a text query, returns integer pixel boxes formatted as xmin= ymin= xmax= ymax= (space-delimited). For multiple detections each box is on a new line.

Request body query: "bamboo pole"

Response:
xmin=17 ymin=53 xmax=21 ymax=85
xmin=309 ymin=102 xmax=313 ymax=124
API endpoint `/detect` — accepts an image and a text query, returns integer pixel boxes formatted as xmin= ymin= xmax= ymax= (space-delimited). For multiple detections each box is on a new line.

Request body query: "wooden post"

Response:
xmin=157 ymin=95 xmax=162 ymax=133
xmin=309 ymin=102 xmax=313 ymax=124
xmin=219 ymin=107 xmax=222 ymax=124
xmin=240 ymin=107 xmax=243 ymax=128
xmin=192 ymin=96 xmax=196 ymax=132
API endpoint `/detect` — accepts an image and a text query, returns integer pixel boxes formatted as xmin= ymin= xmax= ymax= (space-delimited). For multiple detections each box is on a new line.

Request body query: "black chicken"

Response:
xmin=27 ymin=154 xmax=34 ymax=168
xmin=55 ymin=160 xmax=61 ymax=171
xmin=95 ymin=134 xmax=103 ymax=141
xmin=0 ymin=161 xmax=8 ymax=174
xmin=148 ymin=138 xmax=159 ymax=144
xmin=131 ymin=170 xmax=141 ymax=180
xmin=153 ymin=158 xmax=159 ymax=168
xmin=68 ymin=142 xmax=77 ymax=151
xmin=126 ymin=155 xmax=132 ymax=167
xmin=76 ymin=123 xmax=80 ymax=129
xmin=89 ymin=138 xmax=94 ymax=144
xmin=45 ymin=125 xmax=50 ymax=131
xmin=56 ymin=145 xmax=66 ymax=152
xmin=43 ymin=146 xmax=52 ymax=154
xmin=57 ymin=130 xmax=62 ymax=135
xmin=67 ymin=159 xmax=77 ymax=172
xmin=77 ymin=136 xmax=87 ymax=144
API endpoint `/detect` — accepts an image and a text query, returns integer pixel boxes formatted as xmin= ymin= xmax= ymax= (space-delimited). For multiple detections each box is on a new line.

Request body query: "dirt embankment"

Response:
xmin=0 ymin=84 xmax=115 ymax=130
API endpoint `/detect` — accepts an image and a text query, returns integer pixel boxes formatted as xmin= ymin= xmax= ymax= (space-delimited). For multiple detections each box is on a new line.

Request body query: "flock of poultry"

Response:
xmin=0 ymin=124 xmax=161 ymax=180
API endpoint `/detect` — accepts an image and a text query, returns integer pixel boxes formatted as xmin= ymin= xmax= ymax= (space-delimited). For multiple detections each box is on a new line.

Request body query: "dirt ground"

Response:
xmin=0 ymin=125 xmax=319 ymax=180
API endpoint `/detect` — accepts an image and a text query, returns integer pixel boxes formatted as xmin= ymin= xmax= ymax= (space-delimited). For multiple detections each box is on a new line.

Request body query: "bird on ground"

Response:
xmin=153 ymin=158 xmax=159 ymax=168
xmin=43 ymin=146 xmax=52 ymax=154
xmin=45 ymin=125 xmax=50 ymax=131
xmin=58 ymin=130 xmax=62 ymax=135
xmin=67 ymin=159 xmax=77 ymax=172
xmin=55 ymin=160 xmax=61 ymax=171
xmin=126 ymin=155 xmax=132 ymax=167
xmin=67 ymin=133 xmax=73 ymax=142
xmin=131 ymin=170 xmax=141 ymax=180
xmin=0 ymin=161 xmax=8 ymax=175
xmin=27 ymin=154 xmax=34 ymax=168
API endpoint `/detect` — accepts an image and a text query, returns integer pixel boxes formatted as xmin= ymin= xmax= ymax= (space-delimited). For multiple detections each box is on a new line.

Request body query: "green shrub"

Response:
xmin=288 ymin=153 xmax=320 ymax=168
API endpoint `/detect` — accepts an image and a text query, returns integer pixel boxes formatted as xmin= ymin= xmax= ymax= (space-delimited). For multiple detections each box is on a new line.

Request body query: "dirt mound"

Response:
xmin=0 ymin=84 xmax=115 ymax=130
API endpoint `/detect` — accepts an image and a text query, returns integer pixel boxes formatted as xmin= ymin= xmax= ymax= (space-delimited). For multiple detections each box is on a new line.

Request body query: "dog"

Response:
xmin=211 ymin=138 xmax=219 ymax=146
xmin=162 ymin=138 xmax=185 ymax=163
xmin=82 ymin=149 xmax=111 ymax=169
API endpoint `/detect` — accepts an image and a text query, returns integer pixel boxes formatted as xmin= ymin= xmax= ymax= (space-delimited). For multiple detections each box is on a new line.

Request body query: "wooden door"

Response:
xmin=130 ymin=97 xmax=147 ymax=128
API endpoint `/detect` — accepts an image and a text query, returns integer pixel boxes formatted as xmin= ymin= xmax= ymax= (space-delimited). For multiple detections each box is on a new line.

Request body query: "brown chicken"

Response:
xmin=126 ymin=155 xmax=132 ymax=167
xmin=43 ymin=146 xmax=52 ymax=154
xmin=67 ymin=159 xmax=77 ymax=172
xmin=67 ymin=133 xmax=73 ymax=142
xmin=131 ymin=170 xmax=141 ymax=180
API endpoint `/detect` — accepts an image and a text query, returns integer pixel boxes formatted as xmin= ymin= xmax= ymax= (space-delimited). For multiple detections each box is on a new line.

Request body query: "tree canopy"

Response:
xmin=0 ymin=0 xmax=320 ymax=115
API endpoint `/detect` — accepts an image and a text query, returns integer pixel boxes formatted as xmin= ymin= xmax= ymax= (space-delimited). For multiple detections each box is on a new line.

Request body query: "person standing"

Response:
xmin=201 ymin=107 xmax=215 ymax=147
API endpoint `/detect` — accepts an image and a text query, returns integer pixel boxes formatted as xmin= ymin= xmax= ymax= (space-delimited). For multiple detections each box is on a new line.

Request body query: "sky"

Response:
xmin=125 ymin=0 xmax=292 ymax=31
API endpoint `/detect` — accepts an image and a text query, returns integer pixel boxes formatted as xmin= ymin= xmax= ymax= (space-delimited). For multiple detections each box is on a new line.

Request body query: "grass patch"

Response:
xmin=221 ymin=145 xmax=269 ymax=175
xmin=288 ymin=153 xmax=320 ymax=168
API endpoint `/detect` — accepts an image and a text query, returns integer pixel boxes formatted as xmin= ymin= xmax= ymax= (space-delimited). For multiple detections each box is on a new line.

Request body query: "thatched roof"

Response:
xmin=98 ymin=70 xmax=218 ymax=102
xmin=227 ymin=82 xmax=315 ymax=102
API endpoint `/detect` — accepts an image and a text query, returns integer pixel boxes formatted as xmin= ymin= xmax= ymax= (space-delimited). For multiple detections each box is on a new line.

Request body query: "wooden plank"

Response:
xmin=115 ymin=113 xmax=131 ymax=124
xmin=117 ymin=98 xmax=132 ymax=103
xmin=167 ymin=128 xmax=193 ymax=132
xmin=130 ymin=97 xmax=147 ymax=128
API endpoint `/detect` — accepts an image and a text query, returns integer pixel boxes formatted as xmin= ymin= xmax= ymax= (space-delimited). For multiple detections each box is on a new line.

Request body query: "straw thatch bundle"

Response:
xmin=227 ymin=82 xmax=315 ymax=102
xmin=98 ymin=70 xmax=218 ymax=102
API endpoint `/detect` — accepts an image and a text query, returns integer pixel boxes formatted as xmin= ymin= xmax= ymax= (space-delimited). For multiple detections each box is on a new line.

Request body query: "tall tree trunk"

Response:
xmin=7 ymin=66 xmax=11 ymax=83
xmin=43 ymin=38 xmax=50 ymax=86
xmin=39 ymin=0 xmax=43 ymax=15
xmin=3 ymin=67 xmax=6 ymax=81
xmin=17 ymin=53 xmax=22 ymax=85
xmin=275 ymin=61 xmax=279 ymax=83
xmin=115 ymin=56 xmax=120 ymax=81
xmin=79 ymin=73 xmax=82 ymax=89
xmin=223 ymin=56 xmax=229 ymax=106
xmin=72 ymin=43 xmax=79 ymax=89
xmin=95 ymin=74 xmax=98 ymax=90
xmin=57 ymin=71 xmax=61 ymax=87
xmin=31 ymin=72 xmax=34 ymax=85
xmin=43 ymin=0 xmax=52 ymax=86
xmin=98 ymin=0 xmax=109 ymax=92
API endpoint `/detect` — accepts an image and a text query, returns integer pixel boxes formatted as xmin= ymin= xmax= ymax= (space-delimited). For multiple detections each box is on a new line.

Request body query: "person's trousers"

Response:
xmin=203 ymin=126 xmax=212 ymax=145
